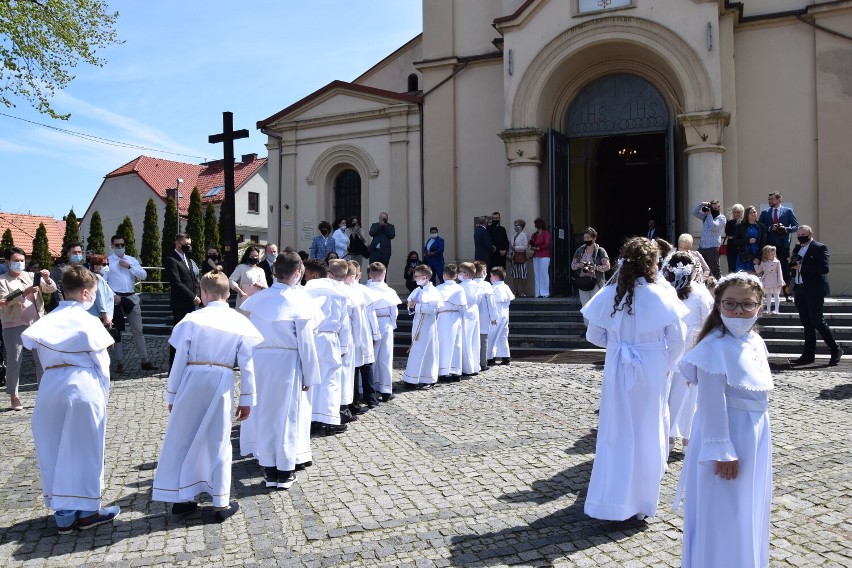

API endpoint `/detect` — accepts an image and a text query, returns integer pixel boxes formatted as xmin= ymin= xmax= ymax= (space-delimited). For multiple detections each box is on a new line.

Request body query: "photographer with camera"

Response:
xmin=758 ymin=192 xmax=798 ymax=300
xmin=571 ymin=228 xmax=610 ymax=336
xmin=691 ymin=199 xmax=726 ymax=279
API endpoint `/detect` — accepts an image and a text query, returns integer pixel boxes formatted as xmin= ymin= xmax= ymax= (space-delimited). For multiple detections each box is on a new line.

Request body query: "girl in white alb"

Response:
xmin=755 ymin=245 xmax=784 ymax=314
xmin=675 ymin=273 xmax=772 ymax=568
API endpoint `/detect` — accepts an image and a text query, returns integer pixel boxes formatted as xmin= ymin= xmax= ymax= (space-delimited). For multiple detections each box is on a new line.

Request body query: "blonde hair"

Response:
xmin=731 ymin=203 xmax=744 ymax=219
xmin=200 ymin=267 xmax=230 ymax=299
xmin=414 ymin=264 xmax=432 ymax=279
xmin=328 ymin=259 xmax=349 ymax=279
xmin=677 ymin=233 xmax=693 ymax=249
xmin=346 ymin=260 xmax=359 ymax=277
xmin=458 ymin=262 xmax=476 ymax=277
xmin=762 ymin=245 xmax=776 ymax=261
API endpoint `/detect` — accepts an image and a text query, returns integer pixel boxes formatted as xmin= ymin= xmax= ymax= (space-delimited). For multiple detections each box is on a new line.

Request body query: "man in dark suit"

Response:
xmin=646 ymin=219 xmax=665 ymax=242
xmin=474 ymin=216 xmax=494 ymax=263
xmin=758 ymin=192 xmax=798 ymax=299
xmin=486 ymin=211 xmax=510 ymax=272
xmin=789 ymin=225 xmax=842 ymax=366
xmin=163 ymin=233 xmax=201 ymax=367
xmin=261 ymin=242 xmax=277 ymax=287
xmin=368 ymin=212 xmax=395 ymax=267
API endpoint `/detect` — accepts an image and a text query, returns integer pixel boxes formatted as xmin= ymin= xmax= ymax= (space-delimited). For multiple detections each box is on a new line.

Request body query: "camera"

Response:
xmin=791 ymin=254 xmax=802 ymax=267
xmin=774 ymin=224 xmax=787 ymax=236
xmin=701 ymin=206 xmax=710 ymax=213
xmin=581 ymin=262 xmax=594 ymax=274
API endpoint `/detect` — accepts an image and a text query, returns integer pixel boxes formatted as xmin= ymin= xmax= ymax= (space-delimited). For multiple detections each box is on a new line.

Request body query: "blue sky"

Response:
xmin=0 ymin=1 xmax=422 ymax=222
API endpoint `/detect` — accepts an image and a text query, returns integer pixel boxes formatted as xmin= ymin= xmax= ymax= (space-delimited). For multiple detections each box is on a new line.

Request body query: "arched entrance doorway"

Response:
xmin=549 ymin=73 xmax=675 ymax=293
xmin=333 ymin=168 xmax=361 ymax=224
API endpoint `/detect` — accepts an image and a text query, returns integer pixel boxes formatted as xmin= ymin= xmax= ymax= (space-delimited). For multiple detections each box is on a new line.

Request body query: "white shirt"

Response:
xmin=794 ymin=240 xmax=811 ymax=285
xmin=106 ymin=253 xmax=147 ymax=293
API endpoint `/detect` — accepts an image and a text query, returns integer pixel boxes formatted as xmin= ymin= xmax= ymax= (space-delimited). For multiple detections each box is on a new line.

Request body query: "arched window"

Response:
xmin=333 ymin=169 xmax=361 ymax=223
xmin=407 ymin=73 xmax=419 ymax=93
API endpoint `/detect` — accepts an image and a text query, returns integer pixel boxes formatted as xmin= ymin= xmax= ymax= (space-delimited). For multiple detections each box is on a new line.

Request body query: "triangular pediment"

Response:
xmin=258 ymin=81 xmax=421 ymax=129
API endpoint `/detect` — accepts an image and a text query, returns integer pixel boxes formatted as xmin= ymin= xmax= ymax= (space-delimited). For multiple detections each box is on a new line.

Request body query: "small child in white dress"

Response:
xmin=755 ymin=245 xmax=784 ymax=314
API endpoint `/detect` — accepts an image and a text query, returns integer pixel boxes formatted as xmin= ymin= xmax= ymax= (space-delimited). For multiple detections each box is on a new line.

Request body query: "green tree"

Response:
xmin=185 ymin=187 xmax=205 ymax=264
xmin=140 ymin=198 xmax=161 ymax=291
xmin=86 ymin=210 xmax=105 ymax=254
xmin=204 ymin=202 xmax=219 ymax=252
xmin=115 ymin=216 xmax=137 ymax=258
xmin=63 ymin=208 xmax=80 ymax=249
xmin=31 ymin=222 xmax=52 ymax=270
xmin=0 ymin=0 xmax=121 ymax=119
xmin=1 ymin=228 xmax=14 ymax=252
xmin=162 ymin=196 xmax=178 ymax=263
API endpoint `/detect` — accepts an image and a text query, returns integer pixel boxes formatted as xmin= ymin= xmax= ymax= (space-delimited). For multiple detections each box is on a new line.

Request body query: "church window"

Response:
xmin=334 ymin=169 xmax=361 ymax=224
xmin=407 ymin=73 xmax=419 ymax=92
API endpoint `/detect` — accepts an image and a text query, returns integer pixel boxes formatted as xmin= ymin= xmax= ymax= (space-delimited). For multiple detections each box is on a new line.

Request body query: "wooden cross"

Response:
xmin=209 ymin=111 xmax=249 ymax=273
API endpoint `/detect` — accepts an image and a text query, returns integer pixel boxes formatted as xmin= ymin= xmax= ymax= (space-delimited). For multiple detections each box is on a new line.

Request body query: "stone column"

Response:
xmin=498 ymin=128 xmax=545 ymax=231
xmin=677 ymin=111 xmax=731 ymax=235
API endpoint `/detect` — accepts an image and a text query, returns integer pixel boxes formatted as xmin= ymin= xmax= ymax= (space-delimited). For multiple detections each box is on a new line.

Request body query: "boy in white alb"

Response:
xmin=240 ymin=252 xmax=322 ymax=489
xmin=486 ymin=267 xmax=515 ymax=366
xmin=346 ymin=261 xmax=378 ymax=411
xmin=23 ymin=266 xmax=120 ymax=533
xmin=153 ymin=268 xmax=263 ymax=520
xmin=366 ymin=262 xmax=401 ymax=401
xmin=458 ymin=262 xmax=483 ymax=376
xmin=473 ymin=260 xmax=497 ymax=371
xmin=402 ymin=265 xmax=444 ymax=388
xmin=435 ymin=264 xmax=466 ymax=382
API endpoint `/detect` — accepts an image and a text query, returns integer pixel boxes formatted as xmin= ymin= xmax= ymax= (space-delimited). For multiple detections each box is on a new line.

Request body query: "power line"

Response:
xmin=0 ymin=111 xmax=212 ymax=161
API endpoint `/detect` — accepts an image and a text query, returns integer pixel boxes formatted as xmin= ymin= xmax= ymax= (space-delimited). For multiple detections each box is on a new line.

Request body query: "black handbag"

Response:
xmin=572 ymin=274 xmax=597 ymax=291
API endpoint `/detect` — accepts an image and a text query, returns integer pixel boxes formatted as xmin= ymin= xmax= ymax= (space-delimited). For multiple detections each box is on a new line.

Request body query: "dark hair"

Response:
xmin=110 ymin=235 xmax=123 ymax=244
xmin=611 ymin=237 xmax=659 ymax=316
xmin=664 ymin=251 xmax=695 ymax=300
xmin=325 ymin=251 xmax=339 ymax=262
xmin=298 ymin=250 xmax=309 ymax=261
xmin=490 ymin=266 xmax=506 ymax=280
xmin=5 ymin=246 xmax=26 ymax=260
xmin=414 ymin=263 xmax=432 ymax=278
xmin=443 ymin=263 xmax=458 ymax=278
xmin=534 ymin=217 xmax=546 ymax=230
xmin=303 ymin=258 xmax=327 ymax=278
xmin=407 ymin=250 xmax=419 ymax=261
xmin=175 ymin=232 xmax=190 ymax=242
xmin=583 ymin=227 xmax=598 ymax=239
xmin=239 ymin=245 xmax=261 ymax=265
xmin=768 ymin=192 xmax=782 ymax=199
xmin=429 ymin=226 xmax=438 ymax=233
xmin=744 ymin=205 xmax=757 ymax=222
xmin=64 ymin=241 xmax=83 ymax=255
xmin=349 ymin=217 xmax=361 ymax=227
xmin=274 ymin=251 xmax=302 ymax=281
xmin=318 ymin=221 xmax=332 ymax=233
xmin=655 ymin=237 xmax=673 ymax=260
xmin=473 ymin=260 xmax=488 ymax=276
xmin=695 ymin=275 xmax=766 ymax=344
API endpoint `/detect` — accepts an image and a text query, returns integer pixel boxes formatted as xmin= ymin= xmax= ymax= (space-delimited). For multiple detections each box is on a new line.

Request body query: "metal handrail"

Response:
xmin=136 ymin=266 xmax=169 ymax=291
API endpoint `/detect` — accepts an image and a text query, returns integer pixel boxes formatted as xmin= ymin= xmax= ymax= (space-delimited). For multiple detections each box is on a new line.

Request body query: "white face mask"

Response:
xmin=10 ymin=261 xmax=25 ymax=273
xmin=79 ymin=289 xmax=96 ymax=311
xmin=721 ymin=314 xmax=759 ymax=338
xmin=112 ymin=246 xmax=125 ymax=257
xmin=416 ymin=278 xmax=428 ymax=287
xmin=430 ymin=232 xmax=438 ymax=238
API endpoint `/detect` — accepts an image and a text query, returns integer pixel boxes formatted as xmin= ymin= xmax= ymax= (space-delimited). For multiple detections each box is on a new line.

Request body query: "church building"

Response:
xmin=258 ymin=0 xmax=852 ymax=292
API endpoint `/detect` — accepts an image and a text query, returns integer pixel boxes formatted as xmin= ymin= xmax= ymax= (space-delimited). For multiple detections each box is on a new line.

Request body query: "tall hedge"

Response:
xmin=115 ymin=216 xmax=138 ymax=258
xmin=204 ymin=202 xmax=219 ymax=253
xmin=140 ymin=198 xmax=161 ymax=291
xmin=62 ymin=208 xmax=80 ymax=249
xmin=86 ymin=210 xmax=106 ymax=254
xmin=1 ymin=228 xmax=14 ymax=253
xmin=31 ymin=223 xmax=52 ymax=270
xmin=162 ymin=196 xmax=179 ymax=263
xmin=185 ymin=187 xmax=205 ymax=264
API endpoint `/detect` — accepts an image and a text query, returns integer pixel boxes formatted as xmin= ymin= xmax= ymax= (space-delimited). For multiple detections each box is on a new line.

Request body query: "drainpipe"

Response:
xmin=419 ymin=102 xmax=425 ymax=248
xmin=260 ymin=127 xmax=284 ymax=245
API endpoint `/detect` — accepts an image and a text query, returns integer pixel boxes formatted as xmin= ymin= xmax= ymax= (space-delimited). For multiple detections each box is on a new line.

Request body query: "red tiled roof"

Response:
xmin=257 ymin=80 xmax=422 ymax=129
xmin=0 ymin=212 xmax=67 ymax=257
xmin=104 ymin=155 xmax=267 ymax=214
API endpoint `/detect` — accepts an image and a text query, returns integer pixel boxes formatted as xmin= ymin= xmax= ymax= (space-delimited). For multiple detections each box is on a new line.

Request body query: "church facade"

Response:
xmin=259 ymin=0 xmax=852 ymax=292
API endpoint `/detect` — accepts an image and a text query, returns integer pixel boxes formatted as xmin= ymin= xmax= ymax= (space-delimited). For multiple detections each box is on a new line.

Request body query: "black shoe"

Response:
xmin=500 ymin=358 xmax=511 ymax=365
xmin=264 ymin=467 xmax=279 ymax=488
xmin=351 ymin=405 xmax=369 ymax=415
xmin=791 ymin=355 xmax=815 ymax=366
xmin=450 ymin=375 xmax=462 ymax=382
xmin=340 ymin=408 xmax=356 ymax=423
xmin=171 ymin=501 xmax=199 ymax=516
xmin=402 ymin=381 xmax=419 ymax=390
xmin=277 ymin=470 xmax=296 ymax=489
xmin=380 ymin=393 xmax=395 ymax=402
xmin=214 ymin=501 xmax=239 ymax=523
xmin=461 ymin=372 xmax=478 ymax=377
xmin=419 ymin=383 xmax=434 ymax=390
xmin=295 ymin=461 xmax=313 ymax=471
xmin=325 ymin=424 xmax=348 ymax=435
xmin=480 ymin=365 xmax=490 ymax=372
xmin=829 ymin=348 xmax=844 ymax=366
xmin=438 ymin=375 xmax=451 ymax=382
xmin=487 ymin=358 xmax=497 ymax=366
xmin=367 ymin=401 xmax=378 ymax=409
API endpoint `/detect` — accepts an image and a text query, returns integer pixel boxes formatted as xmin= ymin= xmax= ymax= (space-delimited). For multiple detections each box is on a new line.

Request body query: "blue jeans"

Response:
xmin=55 ymin=509 xmax=98 ymax=528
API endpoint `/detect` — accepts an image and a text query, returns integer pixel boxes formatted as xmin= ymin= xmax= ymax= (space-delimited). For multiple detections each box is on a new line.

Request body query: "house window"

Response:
xmin=248 ymin=192 xmax=259 ymax=213
xmin=250 ymin=235 xmax=259 ymax=243
xmin=407 ymin=73 xmax=419 ymax=92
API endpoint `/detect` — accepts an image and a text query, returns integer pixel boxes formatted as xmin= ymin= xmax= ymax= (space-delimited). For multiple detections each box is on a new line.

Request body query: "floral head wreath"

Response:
xmin=664 ymin=261 xmax=694 ymax=290
xmin=716 ymin=271 xmax=763 ymax=288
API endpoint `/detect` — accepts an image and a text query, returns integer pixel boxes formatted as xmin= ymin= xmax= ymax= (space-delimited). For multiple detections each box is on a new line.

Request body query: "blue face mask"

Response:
xmin=71 ymin=254 xmax=84 ymax=264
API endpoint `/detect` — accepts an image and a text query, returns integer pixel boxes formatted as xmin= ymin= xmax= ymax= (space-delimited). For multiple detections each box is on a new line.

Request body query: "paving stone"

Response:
xmin=0 ymin=343 xmax=848 ymax=566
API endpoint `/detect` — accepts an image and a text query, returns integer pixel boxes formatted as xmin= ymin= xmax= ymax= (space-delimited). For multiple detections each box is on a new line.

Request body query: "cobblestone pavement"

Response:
xmin=0 ymin=336 xmax=850 ymax=567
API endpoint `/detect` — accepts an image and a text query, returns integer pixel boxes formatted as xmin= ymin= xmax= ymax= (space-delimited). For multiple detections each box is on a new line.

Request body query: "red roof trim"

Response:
xmin=257 ymin=80 xmax=422 ymax=129
xmin=353 ymin=34 xmax=423 ymax=85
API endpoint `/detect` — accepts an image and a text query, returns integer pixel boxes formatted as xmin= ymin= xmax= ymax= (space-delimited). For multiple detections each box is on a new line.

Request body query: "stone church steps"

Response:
xmin=137 ymin=293 xmax=852 ymax=358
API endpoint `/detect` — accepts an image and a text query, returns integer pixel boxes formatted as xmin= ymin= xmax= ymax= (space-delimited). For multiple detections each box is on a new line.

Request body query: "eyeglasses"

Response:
xmin=721 ymin=300 xmax=759 ymax=313
xmin=113 ymin=243 xmax=125 ymax=247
